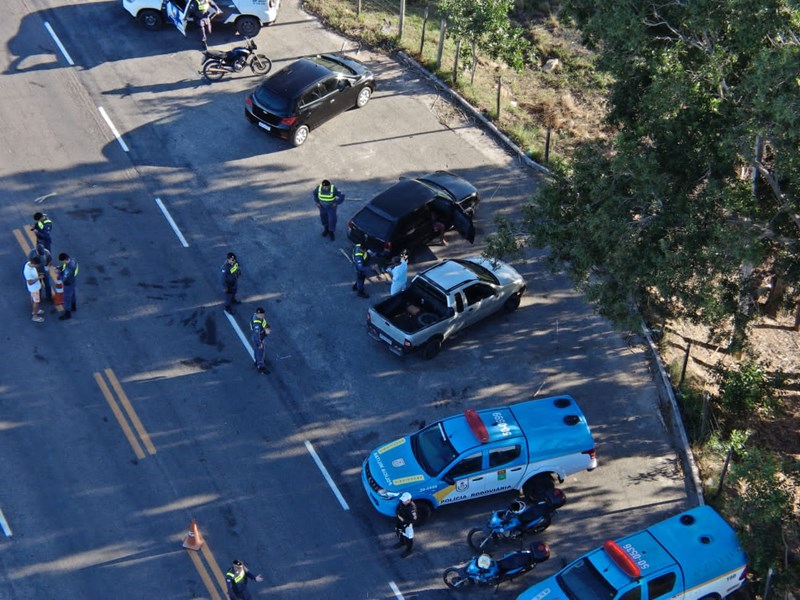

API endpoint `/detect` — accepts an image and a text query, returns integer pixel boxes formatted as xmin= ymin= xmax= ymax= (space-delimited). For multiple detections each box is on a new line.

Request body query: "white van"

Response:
xmin=122 ymin=0 xmax=280 ymax=37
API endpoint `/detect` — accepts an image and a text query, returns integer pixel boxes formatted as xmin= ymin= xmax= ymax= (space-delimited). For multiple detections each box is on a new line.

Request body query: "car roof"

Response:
xmin=263 ymin=58 xmax=331 ymax=97
xmin=420 ymin=259 xmax=480 ymax=292
xmin=368 ymin=179 xmax=438 ymax=219
xmin=442 ymin=408 xmax=523 ymax=455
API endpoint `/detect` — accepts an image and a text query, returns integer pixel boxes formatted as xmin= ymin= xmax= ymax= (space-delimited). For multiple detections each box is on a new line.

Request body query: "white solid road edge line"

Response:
xmin=97 ymin=107 xmax=130 ymax=153
xmin=0 ymin=508 xmax=13 ymax=537
xmin=304 ymin=440 xmax=350 ymax=511
xmin=224 ymin=311 xmax=255 ymax=363
xmin=389 ymin=581 xmax=405 ymax=600
xmin=154 ymin=198 xmax=190 ymax=248
xmin=43 ymin=22 xmax=74 ymax=66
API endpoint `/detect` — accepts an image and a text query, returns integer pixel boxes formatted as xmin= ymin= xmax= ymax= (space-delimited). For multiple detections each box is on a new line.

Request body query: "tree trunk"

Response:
xmin=453 ymin=39 xmax=461 ymax=84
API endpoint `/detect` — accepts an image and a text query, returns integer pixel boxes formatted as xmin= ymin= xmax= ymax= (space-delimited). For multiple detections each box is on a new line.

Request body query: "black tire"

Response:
xmin=467 ymin=527 xmax=499 ymax=552
xmin=443 ymin=567 xmax=471 ymax=590
xmin=523 ymin=474 xmax=555 ymax=501
xmin=415 ymin=501 xmax=433 ymax=525
xmin=356 ymin=86 xmax=372 ymax=108
xmin=291 ymin=125 xmax=310 ymax=147
xmin=202 ymin=60 xmax=226 ymax=81
xmin=421 ymin=337 xmax=442 ymax=360
xmin=236 ymin=15 xmax=261 ymax=37
xmin=503 ymin=292 xmax=522 ymax=312
xmin=250 ymin=54 xmax=272 ymax=75
xmin=698 ymin=596 xmax=721 ymax=600
xmin=137 ymin=9 xmax=163 ymax=30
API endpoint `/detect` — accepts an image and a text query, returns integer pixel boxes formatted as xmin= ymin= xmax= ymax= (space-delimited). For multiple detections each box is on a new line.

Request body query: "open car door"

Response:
xmin=451 ymin=202 xmax=475 ymax=243
xmin=165 ymin=1 xmax=191 ymax=36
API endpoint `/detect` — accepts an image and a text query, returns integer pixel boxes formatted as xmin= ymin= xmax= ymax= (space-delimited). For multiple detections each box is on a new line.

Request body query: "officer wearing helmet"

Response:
xmin=393 ymin=492 xmax=417 ymax=558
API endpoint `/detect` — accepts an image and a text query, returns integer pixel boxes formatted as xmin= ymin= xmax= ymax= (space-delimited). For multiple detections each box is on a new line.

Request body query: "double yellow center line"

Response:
xmin=93 ymin=368 xmax=156 ymax=460
xmin=186 ymin=543 xmax=228 ymax=600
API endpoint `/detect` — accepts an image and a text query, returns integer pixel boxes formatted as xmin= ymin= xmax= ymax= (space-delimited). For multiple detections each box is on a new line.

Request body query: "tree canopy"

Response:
xmin=501 ymin=0 xmax=800 ymax=341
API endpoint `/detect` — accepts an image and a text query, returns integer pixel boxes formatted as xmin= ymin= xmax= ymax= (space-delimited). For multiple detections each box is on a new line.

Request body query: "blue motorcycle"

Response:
xmin=467 ymin=488 xmax=565 ymax=552
xmin=442 ymin=542 xmax=551 ymax=590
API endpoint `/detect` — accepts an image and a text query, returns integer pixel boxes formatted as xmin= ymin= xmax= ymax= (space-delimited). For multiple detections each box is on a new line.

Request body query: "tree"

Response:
xmin=492 ymin=0 xmax=800 ymax=341
xmin=438 ymin=0 xmax=531 ymax=83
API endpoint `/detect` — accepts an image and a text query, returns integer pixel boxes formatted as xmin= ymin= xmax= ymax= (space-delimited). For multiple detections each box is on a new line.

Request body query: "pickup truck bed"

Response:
xmin=375 ymin=288 xmax=450 ymax=334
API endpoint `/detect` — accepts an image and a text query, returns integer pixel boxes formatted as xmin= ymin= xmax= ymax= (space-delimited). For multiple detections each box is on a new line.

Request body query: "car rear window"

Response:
xmin=353 ymin=207 xmax=393 ymax=241
xmin=254 ymin=85 xmax=292 ymax=114
xmin=310 ymin=56 xmax=357 ymax=76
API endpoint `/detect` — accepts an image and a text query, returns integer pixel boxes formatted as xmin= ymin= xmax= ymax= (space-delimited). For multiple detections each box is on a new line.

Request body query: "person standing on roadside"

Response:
xmin=24 ymin=256 xmax=45 ymax=323
xmin=313 ymin=179 xmax=345 ymax=241
xmin=250 ymin=307 xmax=271 ymax=374
xmin=352 ymin=243 xmax=373 ymax=299
xmin=57 ymin=253 xmax=79 ymax=320
xmin=28 ymin=243 xmax=53 ymax=302
xmin=225 ymin=559 xmax=264 ymax=600
xmin=393 ymin=492 xmax=417 ymax=558
xmin=220 ymin=252 xmax=242 ymax=314
xmin=32 ymin=212 xmax=53 ymax=252
xmin=386 ymin=250 xmax=409 ymax=296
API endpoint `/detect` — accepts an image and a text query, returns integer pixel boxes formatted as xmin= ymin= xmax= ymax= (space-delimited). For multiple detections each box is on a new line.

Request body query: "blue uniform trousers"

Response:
xmin=63 ymin=282 xmax=77 ymax=312
xmin=318 ymin=204 xmax=338 ymax=233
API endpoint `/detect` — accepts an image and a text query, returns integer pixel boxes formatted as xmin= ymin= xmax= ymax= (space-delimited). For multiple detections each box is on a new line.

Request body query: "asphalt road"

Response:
xmin=1 ymin=0 xmax=689 ymax=598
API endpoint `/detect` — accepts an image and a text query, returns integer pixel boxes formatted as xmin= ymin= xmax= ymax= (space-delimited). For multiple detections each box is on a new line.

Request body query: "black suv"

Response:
xmin=245 ymin=53 xmax=375 ymax=146
xmin=347 ymin=171 xmax=479 ymax=262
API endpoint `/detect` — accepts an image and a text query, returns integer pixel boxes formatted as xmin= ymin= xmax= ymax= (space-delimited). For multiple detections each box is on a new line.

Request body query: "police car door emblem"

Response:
xmin=456 ymin=479 xmax=469 ymax=492
xmin=392 ymin=458 xmax=405 ymax=467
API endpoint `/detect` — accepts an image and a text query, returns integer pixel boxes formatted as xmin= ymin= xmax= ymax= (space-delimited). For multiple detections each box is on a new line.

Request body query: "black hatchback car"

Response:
xmin=244 ymin=53 xmax=375 ymax=146
xmin=347 ymin=171 xmax=479 ymax=262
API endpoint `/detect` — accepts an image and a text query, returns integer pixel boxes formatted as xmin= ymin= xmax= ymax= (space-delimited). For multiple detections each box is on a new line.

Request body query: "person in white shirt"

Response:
xmin=387 ymin=250 xmax=409 ymax=296
xmin=24 ymin=257 xmax=45 ymax=323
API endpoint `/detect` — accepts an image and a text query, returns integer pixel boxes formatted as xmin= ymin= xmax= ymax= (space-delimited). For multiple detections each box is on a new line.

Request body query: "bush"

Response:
xmin=716 ymin=359 xmax=775 ymax=425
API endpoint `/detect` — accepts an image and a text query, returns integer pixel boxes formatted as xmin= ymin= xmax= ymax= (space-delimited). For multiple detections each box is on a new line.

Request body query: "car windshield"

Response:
xmin=411 ymin=422 xmax=458 ymax=476
xmin=353 ymin=206 xmax=392 ymax=241
xmin=254 ymin=84 xmax=292 ymax=114
xmin=310 ymin=56 xmax=357 ymax=76
xmin=453 ymin=259 xmax=499 ymax=285
xmin=556 ymin=558 xmax=617 ymax=600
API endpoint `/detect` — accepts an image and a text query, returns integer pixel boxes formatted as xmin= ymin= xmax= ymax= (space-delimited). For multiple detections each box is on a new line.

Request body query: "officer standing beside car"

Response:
xmin=393 ymin=492 xmax=417 ymax=558
xmin=352 ymin=243 xmax=373 ymax=298
xmin=313 ymin=179 xmax=345 ymax=241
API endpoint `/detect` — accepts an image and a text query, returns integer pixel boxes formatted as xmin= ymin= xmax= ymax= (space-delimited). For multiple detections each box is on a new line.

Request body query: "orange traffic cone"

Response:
xmin=182 ymin=519 xmax=205 ymax=551
xmin=53 ymin=278 xmax=64 ymax=306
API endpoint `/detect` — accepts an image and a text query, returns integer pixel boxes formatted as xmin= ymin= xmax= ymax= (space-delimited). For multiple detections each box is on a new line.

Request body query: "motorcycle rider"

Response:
xmin=393 ymin=492 xmax=417 ymax=558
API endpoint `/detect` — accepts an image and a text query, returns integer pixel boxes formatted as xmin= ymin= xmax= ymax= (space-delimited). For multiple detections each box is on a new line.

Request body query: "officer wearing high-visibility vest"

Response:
xmin=352 ymin=243 xmax=373 ymax=298
xmin=220 ymin=252 xmax=242 ymax=314
xmin=250 ymin=308 xmax=271 ymax=374
xmin=225 ymin=559 xmax=263 ymax=600
xmin=32 ymin=212 xmax=53 ymax=252
xmin=312 ymin=179 xmax=345 ymax=241
xmin=57 ymin=252 xmax=79 ymax=320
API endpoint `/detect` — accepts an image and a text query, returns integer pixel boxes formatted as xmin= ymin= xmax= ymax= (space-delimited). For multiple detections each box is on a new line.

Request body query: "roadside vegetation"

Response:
xmin=301 ymin=0 xmax=800 ymax=595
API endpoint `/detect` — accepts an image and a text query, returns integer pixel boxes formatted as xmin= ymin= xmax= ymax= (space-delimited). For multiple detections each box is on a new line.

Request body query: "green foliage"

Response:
xmin=724 ymin=447 xmax=799 ymax=587
xmin=716 ymin=359 xmax=776 ymax=419
xmin=518 ymin=0 xmax=800 ymax=337
xmin=483 ymin=216 xmax=527 ymax=265
xmin=438 ymin=0 xmax=533 ymax=71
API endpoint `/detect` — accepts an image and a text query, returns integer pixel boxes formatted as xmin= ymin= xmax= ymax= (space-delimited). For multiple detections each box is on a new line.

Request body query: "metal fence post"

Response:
xmin=436 ymin=19 xmax=447 ymax=69
xmin=399 ymin=0 xmax=406 ymax=39
xmin=419 ymin=4 xmax=429 ymax=55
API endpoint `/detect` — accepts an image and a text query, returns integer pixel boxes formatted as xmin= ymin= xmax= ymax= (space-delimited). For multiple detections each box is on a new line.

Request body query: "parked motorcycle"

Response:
xmin=442 ymin=542 xmax=551 ymax=590
xmin=467 ymin=488 xmax=566 ymax=552
xmin=201 ymin=37 xmax=272 ymax=81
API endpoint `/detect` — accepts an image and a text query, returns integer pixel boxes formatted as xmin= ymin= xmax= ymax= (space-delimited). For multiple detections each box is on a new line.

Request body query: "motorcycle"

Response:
xmin=201 ymin=37 xmax=272 ymax=81
xmin=467 ymin=488 xmax=566 ymax=552
xmin=442 ymin=541 xmax=551 ymax=590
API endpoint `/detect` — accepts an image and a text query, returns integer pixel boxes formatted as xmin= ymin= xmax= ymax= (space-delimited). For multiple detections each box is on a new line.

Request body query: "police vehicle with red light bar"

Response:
xmin=361 ymin=395 xmax=597 ymax=522
xmin=516 ymin=505 xmax=748 ymax=600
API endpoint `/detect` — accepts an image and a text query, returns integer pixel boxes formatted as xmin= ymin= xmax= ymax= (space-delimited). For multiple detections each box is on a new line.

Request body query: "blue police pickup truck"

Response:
xmin=361 ymin=395 xmax=597 ymax=522
xmin=517 ymin=505 xmax=748 ymax=600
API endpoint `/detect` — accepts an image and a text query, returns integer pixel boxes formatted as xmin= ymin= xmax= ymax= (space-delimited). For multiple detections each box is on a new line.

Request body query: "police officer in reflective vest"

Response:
xmin=220 ymin=252 xmax=241 ymax=314
xmin=352 ymin=243 xmax=372 ymax=298
xmin=32 ymin=212 xmax=53 ymax=252
xmin=313 ymin=179 xmax=345 ymax=241
xmin=57 ymin=252 xmax=79 ymax=320
xmin=250 ymin=307 xmax=271 ymax=374
xmin=225 ymin=559 xmax=263 ymax=600
xmin=28 ymin=243 xmax=53 ymax=302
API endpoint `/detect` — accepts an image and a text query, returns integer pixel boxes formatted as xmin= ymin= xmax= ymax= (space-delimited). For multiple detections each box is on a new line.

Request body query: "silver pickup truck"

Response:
xmin=367 ymin=257 xmax=526 ymax=359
